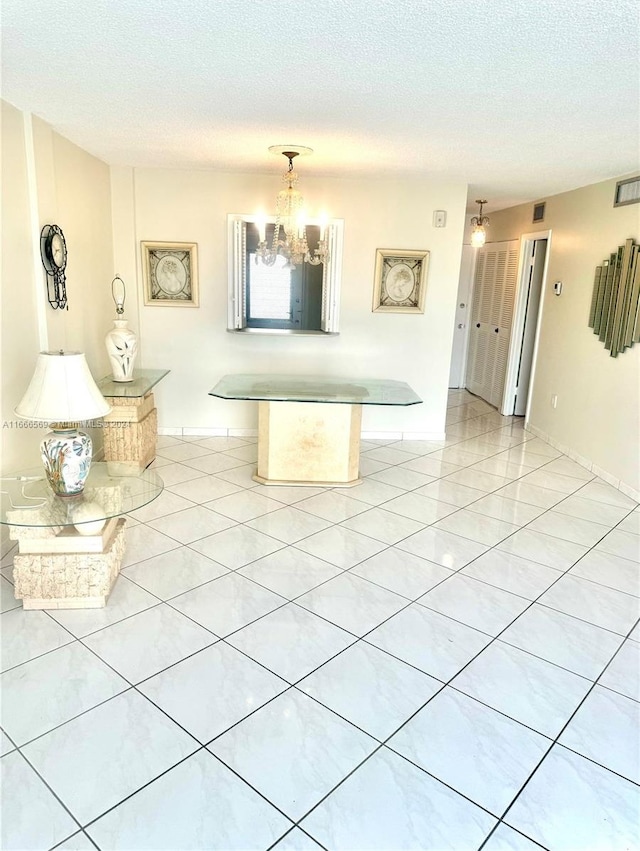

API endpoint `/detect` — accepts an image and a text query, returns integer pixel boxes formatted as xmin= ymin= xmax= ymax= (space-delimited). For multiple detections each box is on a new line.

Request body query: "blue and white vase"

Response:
xmin=40 ymin=427 xmax=93 ymax=497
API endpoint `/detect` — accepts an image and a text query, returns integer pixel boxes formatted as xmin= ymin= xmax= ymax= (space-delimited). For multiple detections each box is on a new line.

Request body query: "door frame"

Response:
xmin=501 ymin=229 xmax=552 ymax=418
xmin=449 ymin=244 xmax=477 ymax=388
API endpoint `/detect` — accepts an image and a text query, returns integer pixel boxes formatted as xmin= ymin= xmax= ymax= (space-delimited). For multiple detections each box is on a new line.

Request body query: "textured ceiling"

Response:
xmin=2 ymin=0 xmax=639 ymax=211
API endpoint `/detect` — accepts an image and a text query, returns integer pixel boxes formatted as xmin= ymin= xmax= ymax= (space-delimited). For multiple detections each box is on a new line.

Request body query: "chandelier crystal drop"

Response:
xmin=470 ymin=199 xmax=490 ymax=248
xmin=255 ymin=148 xmax=330 ymax=269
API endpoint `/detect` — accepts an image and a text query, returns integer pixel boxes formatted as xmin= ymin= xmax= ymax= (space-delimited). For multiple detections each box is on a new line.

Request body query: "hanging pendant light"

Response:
xmin=470 ymin=199 xmax=490 ymax=248
xmin=255 ymin=146 xmax=330 ymax=269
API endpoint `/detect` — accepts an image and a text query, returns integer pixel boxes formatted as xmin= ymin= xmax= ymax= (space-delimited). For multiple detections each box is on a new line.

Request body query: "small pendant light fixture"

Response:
xmin=470 ymin=199 xmax=490 ymax=248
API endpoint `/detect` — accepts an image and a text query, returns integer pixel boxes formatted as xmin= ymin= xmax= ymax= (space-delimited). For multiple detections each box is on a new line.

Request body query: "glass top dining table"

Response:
xmin=209 ymin=374 xmax=422 ymax=406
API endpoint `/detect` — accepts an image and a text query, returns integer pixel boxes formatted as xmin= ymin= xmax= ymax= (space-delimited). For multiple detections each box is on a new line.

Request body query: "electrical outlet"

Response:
xmin=551 ymin=395 xmax=558 ymax=408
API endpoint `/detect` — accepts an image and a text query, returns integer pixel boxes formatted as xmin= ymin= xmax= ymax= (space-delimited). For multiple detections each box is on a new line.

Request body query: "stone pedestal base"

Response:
xmin=255 ymin=401 xmax=362 ymax=487
xmin=12 ymin=518 xmax=126 ymax=610
xmin=103 ymin=392 xmax=157 ymax=468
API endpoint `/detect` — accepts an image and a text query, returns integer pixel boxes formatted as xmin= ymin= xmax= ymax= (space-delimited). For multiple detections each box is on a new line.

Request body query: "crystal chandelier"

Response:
xmin=255 ymin=146 xmax=329 ymax=269
xmin=470 ymin=199 xmax=490 ymax=248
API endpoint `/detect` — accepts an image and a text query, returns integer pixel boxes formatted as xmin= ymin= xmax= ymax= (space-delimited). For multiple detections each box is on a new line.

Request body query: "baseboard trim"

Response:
xmin=526 ymin=422 xmax=639 ymax=504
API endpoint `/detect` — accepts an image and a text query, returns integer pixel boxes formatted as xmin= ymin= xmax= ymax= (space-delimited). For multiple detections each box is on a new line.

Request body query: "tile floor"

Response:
xmin=1 ymin=389 xmax=639 ymax=850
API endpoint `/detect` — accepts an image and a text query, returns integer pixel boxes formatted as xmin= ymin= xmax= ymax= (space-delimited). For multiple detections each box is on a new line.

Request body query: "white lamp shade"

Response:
xmin=15 ymin=351 xmax=112 ymax=422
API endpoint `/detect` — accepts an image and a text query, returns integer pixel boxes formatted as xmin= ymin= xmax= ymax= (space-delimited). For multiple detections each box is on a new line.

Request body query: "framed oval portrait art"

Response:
xmin=141 ymin=241 xmax=199 ymax=307
xmin=372 ymin=248 xmax=429 ymax=314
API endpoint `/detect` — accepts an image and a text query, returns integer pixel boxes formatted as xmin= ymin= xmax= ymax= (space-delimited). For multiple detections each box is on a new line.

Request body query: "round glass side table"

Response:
xmin=1 ymin=462 xmax=163 ymax=610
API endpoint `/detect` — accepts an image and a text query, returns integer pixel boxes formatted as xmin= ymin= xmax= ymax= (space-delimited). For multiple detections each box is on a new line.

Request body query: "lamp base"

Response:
xmin=40 ymin=425 xmax=93 ymax=497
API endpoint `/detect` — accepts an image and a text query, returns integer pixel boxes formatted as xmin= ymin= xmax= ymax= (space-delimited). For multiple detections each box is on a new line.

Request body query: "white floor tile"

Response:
xmin=499 ymin=603 xmax=623 ymax=680
xmin=87 ymin=749 xmax=291 ymax=850
xmin=505 ymin=746 xmax=640 ymax=851
xmin=617 ymin=510 xmax=640 ymax=535
xmin=497 ymin=529 xmax=587 ymax=571
xmin=553 ymin=494 xmax=630 ymax=526
xmin=482 ymin=823 xmax=542 ymax=850
xmin=169 ymin=572 xmax=285 ymax=637
xmin=208 ymin=689 xmax=377 ymax=820
xmin=299 ymin=641 xmax=441 ymax=740
xmin=294 ymin=526 xmax=386 ymax=569
xmin=467 ymin=494 xmax=544 ymax=526
xmin=1 ymin=751 xmax=78 ymax=850
xmin=396 ymin=526 xmax=488 ymax=570
xmin=418 ymin=574 xmax=529 ymax=635
xmin=569 ymin=549 xmax=640 ymax=597
xmin=153 ymin=462 xmax=208 ymax=487
xmin=249 ymin=484 xmax=326 ymax=504
xmin=271 ymin=828 xmax=324 ymax=850
xmin=0 ymin=642 xmax=128 ymax=745
xmin=363 ymin=445 xmax=419 ymax=464
xmin=369 ymin=466 xmax=436 ymax=490
xmin=595 ymin=528 xmax=640 ymax=562
xmin=444 ymin=468 xmax=512 ymax=492
xmin=121 ymin=523 xmax=180 ymax=567
xmin=47 ymin=575 xmax=159 ymax=638
xmin=245 ymin=505 xmax=332 ymax=543
xmin=351 ymin=547 xmax=454 ymax=599
xmin=122 ymin=546 xmax=229 ymax=600
xmin=215 ymin=463 xmax=261 ymax=488
xmin=296 ymin=572 xmax=408 ymax=636
xmin=139 ymin=642 xmax=287 ymax=742
xmin=295 ymin=490 xmax=369 ymax=523
xmin=461 ymin=550 xmax=563 ymax=600
xmin=127 ymin=489 xmax=196 ymax=522
xmin=576 ymin=480 xmax=638 ymax=509
xmin=518 ymin=470 xmax=583 ymax=495
xmin=383 ymin=491 xmax=458 ymax=524
xmin=300 ymin=746 xmax=496 ymax=850
xmin=147 ymin=505 xmax=237 ymax=543
xmin=53 ymin=831 xmax=96 ymax=850
xmin=346 ymin=478 xmax=407 ymax=505
xmin=434 ymin=509 xmax=519 ymax=546
xmin=1 ymin=608 xmax=74 ymax=672
xmin=542 ymin=457 xmax=594 ymax=481
xmin=0 ymin=575 xmax=20 ymax=613
xmin=227 ymin=603 xmax=355 ymax=683
xmin=0 ymin=730 xmax=15 ymax=756
xmin=559 ymin=686 xmax=640 ymax=783
xmin=416 ymin=479 xmax=488 ymax=507
xmin=599 ymin=640 xmax=640 ymax=701
xmin=22 ymin=689 xmax=198 ymax=824
xmin=238 ymin=547 xmax=341 ymax=598
xmin=157 ymin=443 xmax=213 ymax=463
xmin=182 ymin=453 xmax=248 ymax=475
xmin=452 ymin=641 xmax=592 ymax=738
xmin=526 ymin=511 xmax=610 ymax=547
xmin=538 ymin=574 xmax=640 ymax=635
xmin=388 ymin=687 xmax=549 ymax=814
xmin=208 ymin=490 xmax=284 ymax=522
xmin=189 ymin=525 xmax=284 ymax=569
xmin=496 ymin=481 xmax=565 ymax=509
xmin=366 ymin=603 xmax=491 ymax=680
xmin=340 ymin=506 xmax=425 ymax=544
xmin=400 ymin=456 xmax=462 ymax=477
xmin=84 ymin=603 xmax=216 ymax=683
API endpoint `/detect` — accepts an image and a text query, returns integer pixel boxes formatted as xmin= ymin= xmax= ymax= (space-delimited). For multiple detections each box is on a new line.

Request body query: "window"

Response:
xmin=228 ymin=215 xmax=343 ymax=334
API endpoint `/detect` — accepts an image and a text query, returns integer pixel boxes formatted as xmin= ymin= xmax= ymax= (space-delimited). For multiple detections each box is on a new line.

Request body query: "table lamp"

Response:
xmin=15 ymin=351 xmax=112 ymax=497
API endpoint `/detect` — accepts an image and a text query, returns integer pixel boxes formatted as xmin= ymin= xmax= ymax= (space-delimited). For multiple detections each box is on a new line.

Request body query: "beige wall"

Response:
xmin=112 ymin=167 xmax=468 ymax=437
xmin=488 ymin=177 xmax=640 ymax=495
xmin=0 ymin=102 xmax=114 ymax=476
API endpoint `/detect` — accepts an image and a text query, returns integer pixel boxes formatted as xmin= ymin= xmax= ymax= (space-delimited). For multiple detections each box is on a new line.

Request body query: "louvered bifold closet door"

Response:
xmin=465 ymin=241 xmax=519 ymax=407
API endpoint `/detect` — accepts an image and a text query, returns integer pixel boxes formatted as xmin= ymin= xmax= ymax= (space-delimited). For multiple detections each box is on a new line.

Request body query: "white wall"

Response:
xmin=488 ymin=177 xmax=640 ymax=497
xmin=1 ymin=103 xmax=114 ymax=476
xmin=112 ymin=167 xmax=468 ymax=437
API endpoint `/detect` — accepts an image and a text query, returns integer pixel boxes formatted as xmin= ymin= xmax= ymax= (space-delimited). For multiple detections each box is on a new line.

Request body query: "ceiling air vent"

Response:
xmin=614 ymin=176 xmax=640 ymax=207
xmin=532 ymin=202 xmax=545 ymax=223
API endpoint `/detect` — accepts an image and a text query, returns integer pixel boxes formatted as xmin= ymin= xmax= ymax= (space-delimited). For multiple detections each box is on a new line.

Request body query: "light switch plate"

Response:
xmin=433 ymin=210 xmax=447 ymax=228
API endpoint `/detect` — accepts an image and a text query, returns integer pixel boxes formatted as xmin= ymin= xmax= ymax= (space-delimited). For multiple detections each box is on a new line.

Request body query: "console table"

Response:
xmin=209 ymin=374 xmax=422 ymax=487
xmin=97 ymin=369 xmax=170 ymax=468
xmin=1 ymin=463 xmax=163 ymax=610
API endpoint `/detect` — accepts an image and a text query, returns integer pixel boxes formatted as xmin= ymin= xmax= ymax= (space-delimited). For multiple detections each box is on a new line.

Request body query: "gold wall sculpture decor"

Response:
xmin=588 ymin=238 xmax=640 ymax=357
